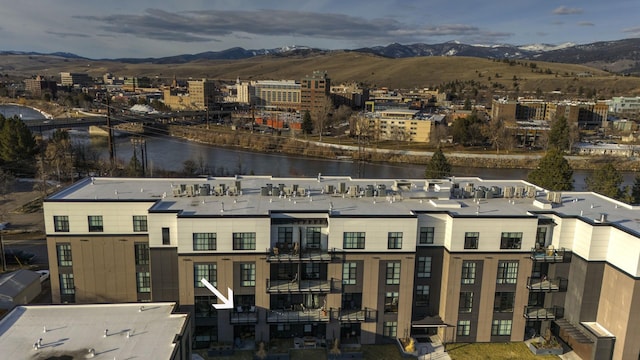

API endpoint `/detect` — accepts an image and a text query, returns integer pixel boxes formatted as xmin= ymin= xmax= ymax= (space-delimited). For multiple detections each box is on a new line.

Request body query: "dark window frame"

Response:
xmin=133 ymin=215 xmax=148 ymax=232
xmin=54 ymin=215 xmax=70 ymax=232
xmin=500 ymin=232 xmax=523 ymax=249
xmin=419 ymin=227 xmax=434 ymax=244
xmin=464 ymin=232 xmax=479 ymax=249
xmin=233 ymin=232 xmax=256 ymax=250
xmin=387 ymin=232 xmax=403 ymax=249
xmin=343 ymin=232 xmax=365 ymax=249
xmin=193 ymin=233 xmax=217 ymax=251
xmin=87 ymin=215 xmax=104 ymax=232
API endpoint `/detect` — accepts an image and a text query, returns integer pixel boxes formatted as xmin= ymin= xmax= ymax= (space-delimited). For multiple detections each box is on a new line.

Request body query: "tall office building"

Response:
xmin=43 ymin=176 xmax=638 ymax=359
xmin=300 ymin=71 xmax=331 ymax=113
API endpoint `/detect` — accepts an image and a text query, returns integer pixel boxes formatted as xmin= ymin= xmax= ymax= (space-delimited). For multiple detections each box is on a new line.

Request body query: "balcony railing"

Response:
xmin=266 ymin=278 xmax=340 ymax=293
xmin=229 ymin=309 xmax=258 ymax=324
xmin=266 ymin=308 xmax=331 ymax=323
xmin=266 ymin=246 xmax=334 ymax=262
xmin=523 ymin=306 xmax=563 ymax=320
xmin=527 ymin=277 xmax=567 ymax=292
xmin=338 ymin=307 xmax=377 ymax=323
xmin=530 ymin=248 xmax=567 ymax=262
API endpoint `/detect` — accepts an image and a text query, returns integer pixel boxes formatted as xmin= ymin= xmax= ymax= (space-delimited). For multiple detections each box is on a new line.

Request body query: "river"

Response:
xmin=3 ymin=105 xmax=636 ymax=190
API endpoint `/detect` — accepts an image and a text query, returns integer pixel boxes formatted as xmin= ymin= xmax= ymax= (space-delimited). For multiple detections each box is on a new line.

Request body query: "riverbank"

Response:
xmin=167 ymin=124 xmax=640 ymax=172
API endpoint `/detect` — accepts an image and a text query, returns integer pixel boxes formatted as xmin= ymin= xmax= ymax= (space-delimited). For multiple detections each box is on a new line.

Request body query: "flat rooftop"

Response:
xmin=0 ymin=302 xmax=187 ymax=360
xmin=46 ymin=176 xmax=640 ymax=234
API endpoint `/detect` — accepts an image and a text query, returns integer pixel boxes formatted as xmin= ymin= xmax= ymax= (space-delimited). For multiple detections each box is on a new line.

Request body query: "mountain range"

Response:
xmin=2 ymin=38 xmax=640 ymax=74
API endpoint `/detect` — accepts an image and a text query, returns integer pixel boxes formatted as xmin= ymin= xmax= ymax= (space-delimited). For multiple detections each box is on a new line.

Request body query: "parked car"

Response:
xmin=36 ymin=269 xmax=50 ymax=283
xmin=3 ymin=249 xmax=36 ymax=265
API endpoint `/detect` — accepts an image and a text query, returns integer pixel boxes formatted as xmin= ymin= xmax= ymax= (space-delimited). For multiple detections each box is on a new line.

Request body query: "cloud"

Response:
xmin=577 ymin=22 xmax=595 ymax=27
xmin=552 ymin=6 xmax=583 ymax=15
xmin=73 ymin=8 xmax=512 ymax=45
xmin=622 ymin=26 xmax=640 ymax=35
xmin=46 ymin=31 xmax=90 ymax=38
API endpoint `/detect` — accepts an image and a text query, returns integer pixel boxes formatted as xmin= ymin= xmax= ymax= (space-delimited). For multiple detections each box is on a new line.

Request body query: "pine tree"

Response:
xmin=547 ymin=116 xmax=570 ymax=151
xmin=0 ymin=115 xmax=38 ymax=175
xmin=585 ymin=163 xmax=623 ymax=199
xmin=425 ymin=147 xmax=451 ymax=178
xmin=527 ymin=149 xmax=574 ymax=191
xmin=301 ymin=111 xmax=313 ymax=135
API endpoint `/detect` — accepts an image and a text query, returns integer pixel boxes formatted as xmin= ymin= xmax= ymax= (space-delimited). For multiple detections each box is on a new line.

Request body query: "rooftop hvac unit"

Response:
xmin=452 ymin=187 xmax=463 ymax=198
xmin=514 ymin=186 xmax=525 ymax=198
xmin=292 ymin=184 xmax=299 ymax=193
xmin=552 ymin=192 xmax=562 ymax=204
xmin=261 ymin=187 xmax=270 ymax=196
xmin=199 ymin=184 xmax=211 ymax=196
xmin=284 ymin=187 xmax=293 ymax=196
xmin=365 ymin=188 xmax=374 ymax=197
xmin=235 ymin=180 xmax=242 ymax=192
xmin=526 ymin=186 xmax=536 ymax=198
xmin=273 ymin=188 xmax=281 ymax=196
xmin=349 ymin=185 xmax=359 ymax=197
xmin=491 ymin=186 xmax=502 ymax=197
xmin=179 ymin=184 xmax=187 ymax=193
xmin=186 ymin=184 xmax=197 ymax=197
xmin=464 ymin=183 xmax=475 ymax=197
xmin=474 ymin=188 xmax=485 ymax=199
xmin=325 ymin=184 xmax=334 ymax=194
xmin=504 ymin=186 xmax=514 ymax=198
xmin=172 ymin=186 xmax=182 ymax=197
xmin=266 ymin=183 xmax=273 ymax=191
xmin=485 ymin=188 xmax=494 ymax=199
xmin=339 ymin=182 xmax=346 ymax=194
xmin=546 ymin=192 xmax=553 ymax=201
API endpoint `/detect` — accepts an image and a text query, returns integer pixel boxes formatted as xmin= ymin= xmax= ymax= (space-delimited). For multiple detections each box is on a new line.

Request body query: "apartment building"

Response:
xmin=43 ymin=176 xmax=640 ymax=359
xmin=354 ymin=108 xmax=442 ymax=143
xmin=237 ymin=80 xmax=302 ymax=110
xmin=24 ymin=75 xmax=57 ymax=98
xmin=59 ymin=72 xmax=92 ymax=87
xmin=491 ymin=98 xmax=609 ymax=128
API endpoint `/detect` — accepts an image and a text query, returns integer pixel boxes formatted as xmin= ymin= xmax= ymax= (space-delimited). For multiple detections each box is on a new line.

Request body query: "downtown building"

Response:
xmin=42 ymin=176 xmax=640 ymax=359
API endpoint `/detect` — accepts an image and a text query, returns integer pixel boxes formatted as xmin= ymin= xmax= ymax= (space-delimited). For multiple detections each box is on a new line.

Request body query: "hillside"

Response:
xmin=2 ymin=51 xmax=640 ymax=96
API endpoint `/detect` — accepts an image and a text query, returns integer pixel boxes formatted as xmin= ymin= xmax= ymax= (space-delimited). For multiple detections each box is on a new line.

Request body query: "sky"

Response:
xmin=0 ymin=0 xmax=639 ymax=59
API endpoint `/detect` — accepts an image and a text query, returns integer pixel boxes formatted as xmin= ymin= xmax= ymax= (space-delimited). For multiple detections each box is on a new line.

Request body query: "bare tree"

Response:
xmin=311 ymin=95 xmax=334 ymax=142
xmin=482 ymin=117 xmax=511 ymax=154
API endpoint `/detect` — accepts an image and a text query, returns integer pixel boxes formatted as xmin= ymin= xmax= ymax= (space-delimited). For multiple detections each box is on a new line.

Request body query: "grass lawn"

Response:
xmin=446 ymin=342 xmax=560 ymax=360
xmin=361 ymin=344 xmax=403 ymax=359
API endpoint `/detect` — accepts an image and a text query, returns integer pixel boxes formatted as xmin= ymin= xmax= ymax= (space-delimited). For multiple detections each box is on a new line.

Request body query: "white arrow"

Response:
xmin=200 ymin=278 xmax=234 ymax=310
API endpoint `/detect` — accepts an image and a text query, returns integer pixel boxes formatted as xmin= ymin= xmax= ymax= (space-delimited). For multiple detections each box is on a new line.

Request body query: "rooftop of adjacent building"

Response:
xmin=46 ymin=176 xmax=639 ymax=233
xmin=0 ymin=302 xmax=187 ymax=360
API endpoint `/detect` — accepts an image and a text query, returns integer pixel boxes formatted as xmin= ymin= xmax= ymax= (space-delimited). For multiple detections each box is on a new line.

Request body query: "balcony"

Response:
xmin=524 ymin=306 xmax=563 ymax=320
xmin=527 ymin=277 xmax=567 ymax=292
xmin=266 ymin=278 xmax=340 ymax=293
xmin=229 ymin=307 xmax=258 ymax=324
xmin=530 ymin=248 xmax=567 ymax=262
xmin=266 ymin=308 xmax=330 ymax=323
xmin=266 ymin=246 xmax=334 ymax=262
xmin=337 ymin=307 xmax=377 ymax=323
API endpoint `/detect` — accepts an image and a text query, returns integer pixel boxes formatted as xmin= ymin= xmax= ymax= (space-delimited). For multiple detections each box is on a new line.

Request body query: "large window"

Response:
xmin=386 ymin=262 xmax=401 ymax=285
xmin=464 ymin=232 xmax=479 ymax=249
xmin=54 ymin=215 xmax=69 ymax=232
xmin=461 ymin=261 xmax=477 ymax=285
xmin=387 ymin=232 xmax=403 ymax=249
xmin=383 ymin=321 xmax=397 ymax=338
xmin=278 ymin=227 xmax=293 ymax=244
xmin=500 ymin=232 xmax=522 ymax=249
xmin=491 ymin=319 xmax=512 ymax=336
xmin=195 ymin=263 xmax=217 ymax=288
xmin=233 ymin=233 xmax=256 ymax=250
xmin=343 ymin=232 xmax=365 ymax=249
xmin=459 ymin=292 xmax=473 ymax=313
xmin=59 ymin=273 xmax=75 ymax=295
xmin=415 ymin=285 xmax=430 ymax=306
xmin=134 ymin=243 xmax=149 ymax=265
xmin=195 ymin=296 xmax=217 ymax=318
xmin=342 ymin=262 xmax=357 ymax=285
xmin=417 ymin=256 xmax=432 ymax=278
xmin=306 ymin=227 xmax=321 ymax=248
xmin=88 ymin=215 xmax=103 ymax=232
xmin=419 ymin=227 xmax=434 ymax=244
xmin=133 ymin=215 xmax=148 ymax=232
xmin=240 ymin=263 xmax=256 ymax=286
xmin=497 ymin=261 xmax=519 ymax=284
xmin=494 ymin=292 xmax=515 ymax=312
xmin=56 ymin=243 xmax=72 ymax=267
xmin=136 ymin=271 xmax=151 ymax=293
xmin=162 ymin=227 xmax=170 ymax=245
xmin=193 ymin=233 xmax=217 ymax=251
xmin=457 ymin=320 xmax=471 ymax=336
xmin=384 ymin=292 xmax=399 ymax=313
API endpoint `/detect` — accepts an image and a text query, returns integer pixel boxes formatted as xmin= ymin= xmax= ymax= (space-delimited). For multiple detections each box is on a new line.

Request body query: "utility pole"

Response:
xmin=106 ymin=96 xmax=115 ymax=167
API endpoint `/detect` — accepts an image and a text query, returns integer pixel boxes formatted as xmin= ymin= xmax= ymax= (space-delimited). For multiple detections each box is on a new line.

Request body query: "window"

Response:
xmin=457 ymin=320 xmax=471 ymax=336
xmin=162 ymin=227 xmax=170 ymax=245
xmin=500 ymin=232 xmax=522 ymax=249
xmin=387 ymin=232 xmax=403 ymax=249
xmin=60 ymin=273 xmax=75 ymax=295
xmin=386 ymin=262 xmax=401 ymax=285
xmin=306 ymin=227 xmax=321 ymax=248
xmin=464 ymin=232 xmax=479 ymax=249
xmin=304 ymin=263 xmax=320 ymax=279
xmin=233 ymin=233 xmax=256 ymax=250
xmin=417 ymin=256 xmax=432 ymax=278
xmin=136 ymin=271 xmax=151 ymax=293
xmin=459 ymin=292 xmax=473 ymax=313
xmin=383 ymin=321 xmax=397 ymax=338
xmin=342 ymin=262 xmax=357 ymax=285
xmin=278 ymin=227 xmax=293 ymax=244
xmin=419 ymin=227 xmax=434 ymax=244
xmin=195 ymin=296 xmax=217 ymax=318
xmin=461 ymin=261 xmax=477 ymax=285
xmin=193 ymin=233 xmax=217 ymax=251
xmin=384 ymin=292 xmax=399 ymax=312
xmin=57 ymin=244 xmax=72 ymax=267
xmin=54 ymin=215 xmax=69 ymax=232
xmin=497 ymin=261 xmax=519 ymax=284
xmin=535 ymin=226 xmax=547 ymax=248
xmin=195 ymin=264 xmax=217 ymax=287
xmin=343 ymin=232 xmax=365 ymax=249
xmin=133 ymin=215 xmax=148 ymax=232
xmin=88 ymin=215 xmax=103 ymax=232
xmin=134 ymin=243 xmax=149 ymax=265
xmin=494 ymin=292 xmax=515 ymax=312
xmin=415 ymin=285 xmax=430 ymax=306
xmin=240 ymin=263 xmax=256 ymax=286
xmin=491 ymin=319 xmax=512 ymax=336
